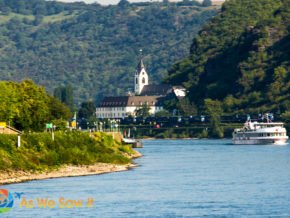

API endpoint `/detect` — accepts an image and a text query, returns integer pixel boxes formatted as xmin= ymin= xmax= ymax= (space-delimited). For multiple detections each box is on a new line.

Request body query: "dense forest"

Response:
xmin=166 ymin=0 xmax=290 ymax=117
xmin=0 ymin=0 xmax=218 ymax=104
xmin=0 ymin=80 xmax=71 ymax=131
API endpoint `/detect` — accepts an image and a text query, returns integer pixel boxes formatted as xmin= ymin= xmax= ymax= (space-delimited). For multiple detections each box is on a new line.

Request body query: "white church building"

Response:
xmin=134 ymin=59 xmax=149 ymax=95
xmin=96 ymin=58 xmax=186 ymax=119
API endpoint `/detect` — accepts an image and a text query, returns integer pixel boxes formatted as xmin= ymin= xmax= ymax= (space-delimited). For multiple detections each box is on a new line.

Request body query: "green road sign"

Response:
xmin=46 ymin=123 xmax=53 ymax=129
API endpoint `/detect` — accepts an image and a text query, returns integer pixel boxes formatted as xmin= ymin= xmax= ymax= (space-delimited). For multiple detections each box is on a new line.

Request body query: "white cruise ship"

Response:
xmin=232 ymin=121 xmax=288 ymax=145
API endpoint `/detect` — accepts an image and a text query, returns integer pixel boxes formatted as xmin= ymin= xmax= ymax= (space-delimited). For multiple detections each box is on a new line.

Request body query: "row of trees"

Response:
xmin=0 ymin=0 xmax=76 ymax=16
xmin=0 ymin=80 xmax=72 ymax=131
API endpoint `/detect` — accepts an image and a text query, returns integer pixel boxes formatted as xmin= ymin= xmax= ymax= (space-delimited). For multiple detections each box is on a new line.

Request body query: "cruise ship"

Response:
xmin=232 ymin=121 xmax=288 ymax=145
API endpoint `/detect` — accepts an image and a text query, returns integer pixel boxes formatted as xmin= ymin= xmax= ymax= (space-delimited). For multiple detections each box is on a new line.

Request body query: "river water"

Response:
xmin=1 ymin=139 xmax=290 ymax=217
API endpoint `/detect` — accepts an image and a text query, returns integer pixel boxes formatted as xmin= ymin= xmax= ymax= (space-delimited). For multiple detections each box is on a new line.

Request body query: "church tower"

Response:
xmin=134 ymin=58 xmax=149 ymax=95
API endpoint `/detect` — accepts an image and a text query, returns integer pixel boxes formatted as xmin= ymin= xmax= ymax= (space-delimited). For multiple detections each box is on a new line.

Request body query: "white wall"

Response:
xmin=96 ymin=105 xmax=163 ymax=118
xmin=135 ymin=68 xmax=149 ymax=95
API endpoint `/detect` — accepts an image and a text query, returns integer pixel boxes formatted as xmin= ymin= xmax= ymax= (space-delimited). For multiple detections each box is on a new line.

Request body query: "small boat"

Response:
xmin=122 ymin=137 xmax=143 ymax=148
xmin=232 ymin=121 xmax=288 ymax=145
xmin=122 ymin=128 xmax=143 ymax=148
xmin=122 ymin=137 xmax=137 ymax=144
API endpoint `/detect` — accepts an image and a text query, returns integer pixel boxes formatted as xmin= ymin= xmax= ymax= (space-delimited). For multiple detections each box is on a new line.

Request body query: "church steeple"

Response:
xmin=134 ymin=51 xmax=149 ymax=95
xmin=137 ymin=59 xmax=145 ymax=72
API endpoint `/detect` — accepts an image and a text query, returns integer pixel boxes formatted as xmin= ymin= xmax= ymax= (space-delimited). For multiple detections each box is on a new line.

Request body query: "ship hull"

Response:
xmin=232 ymin=137 xmax=288 ymax=145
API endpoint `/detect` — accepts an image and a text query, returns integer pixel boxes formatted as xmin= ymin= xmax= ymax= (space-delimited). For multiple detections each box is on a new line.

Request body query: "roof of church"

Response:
xmin=137 ymin=59 xmax=145 ymax=72
xmin=98 ymin=96 xmax=162 ymax=107
xmin=140 ymin=84 xmax=172 ymax=96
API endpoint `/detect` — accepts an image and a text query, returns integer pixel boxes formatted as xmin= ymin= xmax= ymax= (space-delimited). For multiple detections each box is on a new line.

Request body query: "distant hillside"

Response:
xmin=0 ymin=0 xmax=218 ymax=104
xmin=166 ymin=0 xmax=290 ymax=115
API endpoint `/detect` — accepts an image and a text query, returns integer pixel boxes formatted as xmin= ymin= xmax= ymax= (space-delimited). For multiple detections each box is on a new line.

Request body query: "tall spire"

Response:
xmin=137 ymin=49 xmax=145 ymax=72
xmin=137 ymin=59 xmax=145 ymax=72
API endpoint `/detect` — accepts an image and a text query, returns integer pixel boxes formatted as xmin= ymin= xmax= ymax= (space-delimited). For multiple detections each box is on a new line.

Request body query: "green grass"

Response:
xmin=42 ymin=11 xmax=80 ymax=24
xmin=0 ymin=131 xmax=134 ymax=171
xmin=0 ymin=11 xmax=79 ymax=25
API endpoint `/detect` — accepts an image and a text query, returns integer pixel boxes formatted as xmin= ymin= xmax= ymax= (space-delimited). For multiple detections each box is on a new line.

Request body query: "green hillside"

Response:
xmin=166 ymin=0 xmax=290 ymax=115
xmin=0 ymin=0 xmax=218 ymax=104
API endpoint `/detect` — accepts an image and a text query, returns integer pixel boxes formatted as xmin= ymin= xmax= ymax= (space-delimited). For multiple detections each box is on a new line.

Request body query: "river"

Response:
xmin=1 ymin=139 xmax=290 ymax=217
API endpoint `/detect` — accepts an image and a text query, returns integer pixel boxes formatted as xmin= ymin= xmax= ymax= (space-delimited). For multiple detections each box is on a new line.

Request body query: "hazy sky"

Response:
xmin=55 ymin=0 xmax=165 ymax=5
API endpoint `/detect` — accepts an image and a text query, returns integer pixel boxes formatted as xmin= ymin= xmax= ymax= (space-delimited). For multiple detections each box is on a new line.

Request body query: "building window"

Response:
xmin=136 ymin=78 xmax=138 ymax=84
xmin=142 ymin=77 xmax=146 ymax=84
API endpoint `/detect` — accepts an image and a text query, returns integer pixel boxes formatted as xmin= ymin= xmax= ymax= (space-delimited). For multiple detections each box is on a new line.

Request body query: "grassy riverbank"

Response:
xmin=0 ymin=131 xmax=141 ymax=184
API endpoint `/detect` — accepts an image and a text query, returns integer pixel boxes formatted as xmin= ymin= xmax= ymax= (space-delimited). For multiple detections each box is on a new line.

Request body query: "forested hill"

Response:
xmin=166 ymin=0 xmax=290 ymax=115
xmin=0 ymin=0 xmax=218 ymax=104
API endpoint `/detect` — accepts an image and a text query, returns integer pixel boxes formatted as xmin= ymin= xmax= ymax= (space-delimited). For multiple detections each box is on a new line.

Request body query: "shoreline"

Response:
xmin=0 ymin=150 xmax=142 ymax=185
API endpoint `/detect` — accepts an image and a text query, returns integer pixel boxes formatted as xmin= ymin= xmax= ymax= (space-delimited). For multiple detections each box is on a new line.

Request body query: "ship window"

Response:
xmin=267 ymin=133 xmax=270 ymax=137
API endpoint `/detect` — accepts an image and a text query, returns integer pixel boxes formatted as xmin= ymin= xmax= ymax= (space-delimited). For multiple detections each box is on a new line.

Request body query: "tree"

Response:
xmin=78 ymin=101 xmax=96 ymax=119
xmin=204 ymin=99 xmax=224 ymax=138
xmin=267 ymin=66 xmax=287 ymax=103
xmin=0 ymin=82 xmax=20 ymax=124
xmin=16 ymin=80 xmax=50 ymax=130
xmin=177 ymin=97 xmax=197 ymax=116
xmin=135 ymin=104 xmax=151 ymax=118
xmin=53 ymin=86 xmax=62 ymax=101
xmin=63 ymin=84 xmax=74 ymax=111
xmin=202 ymin=0 xmax=212 ymax=7
xmin=53 ymin=85 xmax=74 ymax=112
xmin=118 ymin=0 xmax=130 ymax=8
xmin=0 ymin=80 xmax=72 ymax=131
xmin=2 ymin=7 xmax=11 ymax=15
xmin=281 ymin=111 xmax=290 ymax=121
xmin=162 ymin=0 xmax=169 ymax=6
xmin=49 ymin=96 xmax=72 ymax=120
xmin=155 ymin=110 xmax=171 ymax=117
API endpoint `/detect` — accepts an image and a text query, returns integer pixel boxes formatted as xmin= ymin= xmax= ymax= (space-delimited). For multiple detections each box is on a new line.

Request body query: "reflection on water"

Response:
xmin=2 ymin=139 xmax=290 ymax=217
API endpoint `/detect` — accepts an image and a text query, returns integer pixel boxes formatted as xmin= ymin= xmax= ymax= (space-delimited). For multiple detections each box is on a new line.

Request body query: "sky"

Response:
xmin=54 ymin=0 xmax=167 ymax=5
